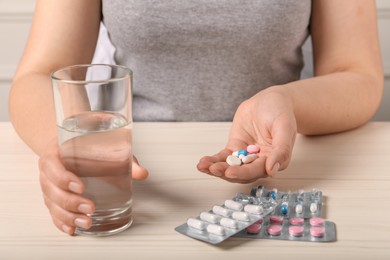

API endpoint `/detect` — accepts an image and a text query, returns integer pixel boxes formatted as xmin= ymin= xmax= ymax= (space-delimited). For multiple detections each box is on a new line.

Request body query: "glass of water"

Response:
xmin=51 ymin=64 xmax=133 ymax=236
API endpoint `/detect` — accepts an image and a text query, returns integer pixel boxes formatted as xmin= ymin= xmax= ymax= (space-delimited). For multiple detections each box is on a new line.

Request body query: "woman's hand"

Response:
xmin=38 ymin=138 xmax=148 ymax=235
xmin=197 ymin=88 xmax=297 ymax=183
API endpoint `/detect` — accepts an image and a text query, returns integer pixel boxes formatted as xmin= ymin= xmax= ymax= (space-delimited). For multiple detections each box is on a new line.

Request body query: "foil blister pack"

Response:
xmin=175 ymin=185 xmax=337 ymax=244
xmin=175 ymin=194 xmax=278 ymax=244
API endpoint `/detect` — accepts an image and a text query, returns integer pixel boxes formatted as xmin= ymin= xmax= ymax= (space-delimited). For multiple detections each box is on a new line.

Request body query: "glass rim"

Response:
xmin=51 ymin=64 xmax=132 ymax=84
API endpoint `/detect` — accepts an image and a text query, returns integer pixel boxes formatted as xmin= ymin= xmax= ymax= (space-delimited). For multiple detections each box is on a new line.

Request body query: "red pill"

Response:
xmin=310 ymin=226 xmax=325 ymax=237
xmin=289 ymin=226 xmax=304 ymax=237
xmin=289 ymin=217 xmax=304 ymax=226
xmin=267 ymin=225 xmax=283 ymax=236
xmin=246 ymin=223 xmax=261 ymax=234
xmin=269 ymin=215 xmax=284 ymax=225
xmin=310 ymin=217 xmax=324 ymax=227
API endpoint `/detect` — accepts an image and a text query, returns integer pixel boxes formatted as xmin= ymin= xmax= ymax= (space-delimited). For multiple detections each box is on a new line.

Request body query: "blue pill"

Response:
xmin=237 ymin=150 xmax=248 ymax=156
xmin=281 ymin=204 xmax=288 ymax=215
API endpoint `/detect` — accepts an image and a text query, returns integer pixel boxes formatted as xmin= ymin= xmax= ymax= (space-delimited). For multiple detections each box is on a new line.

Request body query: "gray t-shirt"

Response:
xmin=102 ymin=1 xmax=311 ymax=121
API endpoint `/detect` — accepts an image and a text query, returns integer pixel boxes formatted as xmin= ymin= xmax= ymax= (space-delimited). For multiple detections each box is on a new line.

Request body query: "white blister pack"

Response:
xmin=175 ymin=193 xmax=278 ymax=244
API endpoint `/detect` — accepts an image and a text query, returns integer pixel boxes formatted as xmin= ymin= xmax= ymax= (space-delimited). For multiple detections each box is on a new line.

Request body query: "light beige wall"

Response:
xmin=1 ymin=1 xmax=389 ymax=121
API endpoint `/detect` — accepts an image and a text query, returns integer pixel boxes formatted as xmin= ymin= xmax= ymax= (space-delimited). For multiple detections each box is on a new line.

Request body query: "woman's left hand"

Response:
xmin=197 ymin=87 xmax=297 ymax=183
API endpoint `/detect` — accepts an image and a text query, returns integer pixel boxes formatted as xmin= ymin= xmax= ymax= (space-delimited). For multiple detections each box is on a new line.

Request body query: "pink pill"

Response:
xmin=269 ymin=215 xmax=284 ymax=225
xmin=246 ymin=223 xmax=261 ymax=234
xmin=289 ymin=217 xmax=304 ymax=226
xmin=267 ymin=225 xmax=283 ymax=236
xmin=310 ymin=217 xmax=324 ymax=227
xmin=310 ymin=226 xmax=325 ymax=237
xmin=255 ymin=217 xmax=264 ymax=225
xmin=289 ymin=226 xmax=304 ymax=237
xmin=247 ymin=144 xmax=260 ymax=154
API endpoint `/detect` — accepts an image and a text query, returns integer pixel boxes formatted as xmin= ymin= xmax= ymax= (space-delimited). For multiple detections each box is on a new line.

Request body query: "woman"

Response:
xmin=9 ymin=0 xmax=383 ymax=235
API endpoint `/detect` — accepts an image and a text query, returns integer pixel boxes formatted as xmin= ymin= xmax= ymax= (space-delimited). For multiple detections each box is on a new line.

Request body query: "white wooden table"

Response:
xmin=1 ymin=122 xmax=389 ymax=260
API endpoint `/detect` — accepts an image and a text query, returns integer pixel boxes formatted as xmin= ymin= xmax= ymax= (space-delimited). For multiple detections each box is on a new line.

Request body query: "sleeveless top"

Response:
xmin=102 ymin=1 xmax=311 ymax=121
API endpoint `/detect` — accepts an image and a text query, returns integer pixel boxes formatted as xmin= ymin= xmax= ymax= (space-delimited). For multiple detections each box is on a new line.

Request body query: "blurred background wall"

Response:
xmin=1 ymin=0 xmax=389 ymax=121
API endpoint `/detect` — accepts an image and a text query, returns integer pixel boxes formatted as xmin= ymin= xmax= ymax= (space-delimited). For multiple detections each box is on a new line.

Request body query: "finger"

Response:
xmin=40 ymin=172 xmax=95 ymax=214
xmin=224 ymin=155 xmax=268 ymax=181
xmin=265 ymin=122 xmax=296 ymax=176
xmin=39 ymin=153 xmax=85 ymax=194
xmin=197 ymin=149 xmax=232 ymax=174
xmin=44 ymin=195 xmax=92 ymax=231
xmin=132 ymin=156 xmax=149 ymax=180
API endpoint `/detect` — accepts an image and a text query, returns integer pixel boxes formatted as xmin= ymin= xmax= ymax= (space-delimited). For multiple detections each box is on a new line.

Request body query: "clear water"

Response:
xmin=58 ymin=111 xmax=133 ymax=236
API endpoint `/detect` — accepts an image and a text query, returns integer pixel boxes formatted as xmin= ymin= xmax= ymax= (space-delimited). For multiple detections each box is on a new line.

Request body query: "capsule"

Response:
xmin=224 ymin=200 xmax=244 ymax=211
xmin=232 ymin=211 xmax=250 ymax=222
xmin=244 ymin=204 xmax=264 ymax=215
xmin=212 ymin=205 xmax=233 ymax=217
xmin=207 ymin=224 xmax=225 ymax=236
xmin=200 ymin=212 xmax=221 ymax=224
xmin=295 ymin=201 xmax=303 ymax=214
xmin=220 ymin=218 xmax=238 ymax=229
xmin=187 ymin=218 xmax=207 ymax=231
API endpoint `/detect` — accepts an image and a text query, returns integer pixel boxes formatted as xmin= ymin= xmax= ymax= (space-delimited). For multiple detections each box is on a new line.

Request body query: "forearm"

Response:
xmin=271 ymin=70 xmax=383 ymax=135
xmin=9 ymin=73 xmax=58 ymax=155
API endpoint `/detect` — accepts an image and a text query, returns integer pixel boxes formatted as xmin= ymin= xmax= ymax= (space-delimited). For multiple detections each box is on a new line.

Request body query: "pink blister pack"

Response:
xmin=175 ymin=185 xmax=336 ymax=244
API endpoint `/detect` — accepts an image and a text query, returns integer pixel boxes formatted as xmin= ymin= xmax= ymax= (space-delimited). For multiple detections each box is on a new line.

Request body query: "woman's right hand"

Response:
xmin=38 ymin=138 xmax=148 ymax=235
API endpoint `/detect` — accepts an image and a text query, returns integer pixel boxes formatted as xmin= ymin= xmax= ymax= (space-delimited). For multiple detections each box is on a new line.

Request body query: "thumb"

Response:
xmin=132 ymin=156 xmax=149 ymax=180
xmin=265 ymin=122 xmax=296 ymax=177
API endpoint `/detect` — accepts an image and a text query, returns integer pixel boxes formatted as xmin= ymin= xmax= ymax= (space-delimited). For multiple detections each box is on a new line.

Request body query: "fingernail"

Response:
xmin=69 ymin=182 xmax=83 ymax=194
xmin=270 ymin=162 xmax=280 ymax=176
xmin=78 ymin=204 xmax=94 ymax=214
xmin=75 ymin=218 xmax=90 ymax=229
xmin=61 ymin=224 xmax=73 ymax=235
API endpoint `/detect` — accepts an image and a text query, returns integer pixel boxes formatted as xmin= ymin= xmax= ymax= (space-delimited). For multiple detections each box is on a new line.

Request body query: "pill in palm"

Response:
xmin=237 ymin=150 xmax=247 ymax=156
xmin=224 ymin=200 xmax=244 ymax=211
xmin=246 ymin=144 xmax=260 ymax=154
xmin=226 ymin=155 xmax=242 ymax=166
xmin=232 ymin=211 xmax=250 ymax=222
xmin=200 ymin=212 xmax=221 ymax=224
xmin=186 ymin=218 xmax=207 ymax=231
xmin=244 ymin=204 xmax=264 ymax=215
xmin=212 ymin=205 xmax=233 ymax=217
xmin=241 ymin=154 xmax=257 ymax=164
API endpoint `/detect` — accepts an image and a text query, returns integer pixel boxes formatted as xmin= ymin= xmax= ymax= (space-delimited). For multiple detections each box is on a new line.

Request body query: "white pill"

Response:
xmin=212 ymin=205 xmax=233 ymax=217
xmin=238 ymin=154 xmax=245 ymax=159
xmin=232 ymin=151 xmax=239 ymax=157
xmin=310 ymin=202 xmax=318 ymax=213
xmin=232 ymin=211 xmax=250 ymax=222
xmin=226 ymin=155 xmax=242 ymax=166
xmin=224 ymin=200 xmax=244 ymax=211
xmin=200 ymin=212 xmax=221 ymax=224
xmin=295 ymin=204 xmax=303 ymax=214
xmin=241 ymin=154 xmax=257 ymax=164
xmin=220 ymin=218 xmax=238 ymax=229
xmin=244 ymin=204 xmax=264 ymax=215
xmin=187 ymin=218 xmax=207 ymax=231
xmin=207 ymin=224 xmax=225 ymax=236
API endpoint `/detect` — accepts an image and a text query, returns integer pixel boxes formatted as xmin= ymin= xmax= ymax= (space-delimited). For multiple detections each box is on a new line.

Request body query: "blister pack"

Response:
xmin=235 ymin=215 xmax=336 ymax=242
xmin=235 ymin=186 xmax=336 ymax=242
xmin=175 ymin=193 xmax=278 ymax=244
xmin=250 ymin=186 xmax=323 ymax=218
xmin=175 ymin=185 xmax=336 ymax=244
